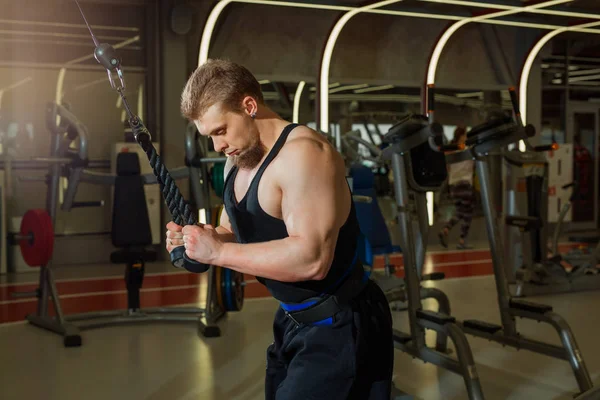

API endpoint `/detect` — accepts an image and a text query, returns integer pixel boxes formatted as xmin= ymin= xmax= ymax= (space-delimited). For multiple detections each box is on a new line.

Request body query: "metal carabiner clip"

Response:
xmin=106 ymin=67 xmax=126 ymax=92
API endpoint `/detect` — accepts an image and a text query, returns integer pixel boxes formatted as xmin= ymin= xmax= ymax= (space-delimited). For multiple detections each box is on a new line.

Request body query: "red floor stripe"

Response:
xmin=0 ymin=273 xmax=202 ymax=301
xmin=0 ymin=281 xmax=271 ymax=324
xmin=0 ymin=243 xmax=583 ymax=325
xmin=0 ymin=265 xmax=491 ymax=325
xmin=0 ymin=272 xmax=257 ymax=302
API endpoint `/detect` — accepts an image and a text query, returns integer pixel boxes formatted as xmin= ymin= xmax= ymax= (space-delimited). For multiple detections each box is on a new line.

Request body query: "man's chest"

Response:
xmin=233 ymin=168 xmax=283 ymax=219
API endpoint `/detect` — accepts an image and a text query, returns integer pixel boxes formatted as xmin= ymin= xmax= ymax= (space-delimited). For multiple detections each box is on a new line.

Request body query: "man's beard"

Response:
xmin=233 ymin=138 xmax=267 ymax=169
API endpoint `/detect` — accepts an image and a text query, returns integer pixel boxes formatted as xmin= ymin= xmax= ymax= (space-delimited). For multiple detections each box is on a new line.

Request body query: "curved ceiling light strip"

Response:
xmin=519 ymin=20 xmax=600 ymax=125
xmin=198 ymin=0 xmax=235 ymax=66
xmin=199 ymin=0 xmax=600 ymax=71
xmin=292 ymin=81 xmax=306 ymax=123
xmin=192 ymin=0 xmax=600 ymax=226
xmin=417 ymin=0 xmax=571 ymax=221
xmin=417 ymin=0 xmax=600 ymax=20
xmin=423 ymin=0 xmax=573 ymax=116
xmin=198 ymin=0 xmax=361 ymax=66
xmin=318 ymin=0 xmax=403 ymax=138
xmin=196 ymin=0 xmax=600 ymax=133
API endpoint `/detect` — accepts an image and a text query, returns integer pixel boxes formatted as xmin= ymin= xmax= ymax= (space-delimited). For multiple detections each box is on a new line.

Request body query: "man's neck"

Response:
xmin=254 ymin=107 xmax=291 ymax=150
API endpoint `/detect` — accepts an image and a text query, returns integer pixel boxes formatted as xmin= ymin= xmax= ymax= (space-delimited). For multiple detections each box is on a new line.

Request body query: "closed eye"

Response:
xmin=209 ymin=125 xmax=227 ymax=136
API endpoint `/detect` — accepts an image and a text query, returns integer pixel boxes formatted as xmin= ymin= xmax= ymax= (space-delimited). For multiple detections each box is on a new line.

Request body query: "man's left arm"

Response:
xmin=215 ymin=138 xmax=347 ymax=282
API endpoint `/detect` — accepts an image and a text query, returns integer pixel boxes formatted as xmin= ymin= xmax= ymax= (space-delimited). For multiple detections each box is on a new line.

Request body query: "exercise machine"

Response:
xmin=343 ymin=129 xmax=392 ymax=196
xmin=379 ymin=113 xmax=485 ymax=400
xmin=443 ymin=112 xmax=594 ymax=396
xmin=548 ymin=182 xmax=600 ymax=281
xmin=500 ymin=116 xmax=600 ymax=296
xmin=7 ymin=102 xmax=100 ymax=347
xmin=10 ymin=102 xmax=243 ymax=346
xmin=343 ymin=131 xmax=444 ymax=281
xmin=576 ymin=385 xmax=600 ymax=400
xmin=58 ymin=103 xmax=242 ymax=339
xmin=344 ymin=131 xmax=448 ymax=327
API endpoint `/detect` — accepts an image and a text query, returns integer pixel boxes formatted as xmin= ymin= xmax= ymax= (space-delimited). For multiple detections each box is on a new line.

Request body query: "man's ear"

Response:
xmin=241 ymin=96 xmax=258 ymax=117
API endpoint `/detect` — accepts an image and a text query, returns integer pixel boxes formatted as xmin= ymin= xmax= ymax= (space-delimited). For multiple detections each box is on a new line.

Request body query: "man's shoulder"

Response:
xmin=279 ymin=126 xmax=335 ymax=162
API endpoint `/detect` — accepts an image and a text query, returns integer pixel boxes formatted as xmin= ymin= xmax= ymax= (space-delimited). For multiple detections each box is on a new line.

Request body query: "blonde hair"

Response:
xmin=180 ymin=59 xmax=264 ymax=120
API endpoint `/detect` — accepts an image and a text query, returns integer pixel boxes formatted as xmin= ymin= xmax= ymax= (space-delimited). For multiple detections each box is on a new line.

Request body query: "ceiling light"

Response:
xmin=293 ymin=81 xmax=306 ymax=123
xmin=520 ymin=20 xmax=600 ymax=124
xmin=354 ymin=84 xmax=395 ymax=93
xmin=569 ymin=73 xmax=600 ymax=82
xmin=199 ymin=0 xmax=600 ymax=70
xmin=455 ymin=91 xmax=483 ymax=98
xmin=418 ymin=0 xmax=600 ymax=20
xmin=319 ymin=0 xmax=402 ymax=135
xmin=329 ymin=83 xmax=369 ymax=93
xmin=426 ymin=0 xmax=572 ymax=88
xmin=569 ymin=68 xmax=600 ymax=77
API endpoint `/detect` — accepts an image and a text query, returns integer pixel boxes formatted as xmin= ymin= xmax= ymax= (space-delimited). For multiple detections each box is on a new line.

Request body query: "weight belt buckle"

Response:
xmin=284 ymin=310 xmax=300 ymax=326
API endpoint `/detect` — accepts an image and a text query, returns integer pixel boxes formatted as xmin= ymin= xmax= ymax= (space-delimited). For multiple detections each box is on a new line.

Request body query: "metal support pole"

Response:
xmin=391 ymin=152 xmax=425 ymax=348
xmin=475 ymin=158 xmax=517 ymax=336
xmin=414 ymin=192 xmax=429 ymax=275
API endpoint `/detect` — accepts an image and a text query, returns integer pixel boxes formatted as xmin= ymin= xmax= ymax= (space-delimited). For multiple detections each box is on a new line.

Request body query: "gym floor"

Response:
xmin=1 ymin=228 xmax=599 ymax=399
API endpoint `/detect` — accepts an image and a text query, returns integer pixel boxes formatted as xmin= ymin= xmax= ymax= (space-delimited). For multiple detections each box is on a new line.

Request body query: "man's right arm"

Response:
xmin=214 ymin=156 xmax=237 ymax=242
xmin=215 ymin=207 xmax=237 ymax=243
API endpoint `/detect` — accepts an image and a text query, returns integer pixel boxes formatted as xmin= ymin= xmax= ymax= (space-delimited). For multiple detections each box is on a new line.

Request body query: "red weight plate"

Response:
xmin=43 ymin=210 xmax=55 ymax=263
xmin=19 ymin=209 xmax=54 ymax=267
xmin=35 ymin=209 xmax=53 ymax=267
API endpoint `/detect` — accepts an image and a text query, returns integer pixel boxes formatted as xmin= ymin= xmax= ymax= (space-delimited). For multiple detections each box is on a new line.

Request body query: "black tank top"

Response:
xmin=222 ymin=123 xmax=361 ymax=303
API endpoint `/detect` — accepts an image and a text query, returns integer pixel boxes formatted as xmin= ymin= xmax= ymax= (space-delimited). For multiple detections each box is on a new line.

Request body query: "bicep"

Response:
xmin=216 ymin=157 xmax=235 ymax=234
xmin=280 ymin=144 xmax=346 ymax=255
xmin=217 ymin=206 xmax=233 ymax=233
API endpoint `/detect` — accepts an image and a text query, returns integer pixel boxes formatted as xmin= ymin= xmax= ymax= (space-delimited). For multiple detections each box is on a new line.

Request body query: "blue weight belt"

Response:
xmin=280 ymin=250 xmax=369 ymax=326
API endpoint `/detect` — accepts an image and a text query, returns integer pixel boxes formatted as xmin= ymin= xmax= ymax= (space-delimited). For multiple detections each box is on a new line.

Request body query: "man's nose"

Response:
xmin=213 ymin=137 xmax=227 ymax=153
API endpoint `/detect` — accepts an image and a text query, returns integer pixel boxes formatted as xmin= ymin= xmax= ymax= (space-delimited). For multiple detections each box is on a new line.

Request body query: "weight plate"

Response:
xmin=43 ymin=212 xmax=55 ymax=264
xmin=212 ymin=205 xmax=243 ymax=312
xmin=224 ymin=268 xmax=233 ymax=311
xmin=211 ymin=163 xmax=225 ymax=197
xmin=222 ymin=268 xmax=244 ymax=312
xmin=232 ymin=270 xmax=244 ymax=311
xmin=19 ymin=209 xmax=54 ymax=267
xmin=215 ymin=266 xmax=224 ymax=311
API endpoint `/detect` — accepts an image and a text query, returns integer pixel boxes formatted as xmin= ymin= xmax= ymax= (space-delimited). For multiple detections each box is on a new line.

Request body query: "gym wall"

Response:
xmin=0 ymin=0 xmax=153 ymax=266
xmin=190 ymin=2 xmax=543 ymax=128
xmin=0 ymin=0 xmax=549 ymax=269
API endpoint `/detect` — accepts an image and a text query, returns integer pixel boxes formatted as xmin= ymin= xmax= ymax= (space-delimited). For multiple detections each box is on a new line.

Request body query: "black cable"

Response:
xmin=128 ymin=117 xmax=208 ymax=273
xmin=74 ymin=2 xmax=208 ymax=274
xmin=131 ymin=119 xmax=196 ymax=225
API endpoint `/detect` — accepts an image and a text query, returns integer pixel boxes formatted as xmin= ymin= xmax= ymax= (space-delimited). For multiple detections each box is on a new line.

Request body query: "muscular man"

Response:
xmin=166 ymin=59 xmax=393 ymax=399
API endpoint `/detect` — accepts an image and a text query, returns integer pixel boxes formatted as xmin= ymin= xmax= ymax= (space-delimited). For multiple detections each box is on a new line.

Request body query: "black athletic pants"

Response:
xmin=265 ymin=279 xmax=394 ymax=400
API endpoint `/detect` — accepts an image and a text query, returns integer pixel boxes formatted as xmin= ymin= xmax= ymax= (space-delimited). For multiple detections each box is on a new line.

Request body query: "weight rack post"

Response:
xmin=475 ymin=158 xmax=518 ymax=337
xmin=22 ymin=121 xmax=83 ymax=347
xmin=391 ymin=152 xmax=426 ymax=349
xmin=456 ymin=121 xmax=595 ymax=395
